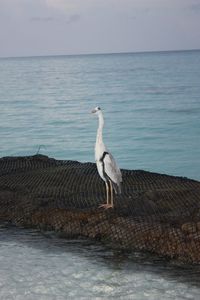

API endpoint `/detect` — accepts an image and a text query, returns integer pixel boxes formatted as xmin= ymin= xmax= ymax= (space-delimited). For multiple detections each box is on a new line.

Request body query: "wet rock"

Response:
xmin=1 ymin=155 xmax=200 ymax=263
xmin=196 ymin=222 xmax=200 ymax=231
xmin=181 ymin=222 xmax=196 ymax=234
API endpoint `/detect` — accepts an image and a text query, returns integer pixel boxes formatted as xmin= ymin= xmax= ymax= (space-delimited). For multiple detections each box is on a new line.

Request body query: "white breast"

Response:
xmin=95 ymin=141 xmax=106 ymax=161
xmin=95 ymin=141 xmax=107 ymax=181
xmin=96 ymin=160 xmax=106 ymax=181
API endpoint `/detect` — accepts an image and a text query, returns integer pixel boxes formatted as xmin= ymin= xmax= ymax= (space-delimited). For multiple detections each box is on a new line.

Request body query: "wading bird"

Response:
xmin=91 ymin=106 xmax=122 ymax=209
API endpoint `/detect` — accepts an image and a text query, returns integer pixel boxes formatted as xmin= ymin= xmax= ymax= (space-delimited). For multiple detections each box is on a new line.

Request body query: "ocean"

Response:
xmin=0 ymin=50 xmax=200 ymax=179
xmin=0 ymin=50 xmax=200 ymax=299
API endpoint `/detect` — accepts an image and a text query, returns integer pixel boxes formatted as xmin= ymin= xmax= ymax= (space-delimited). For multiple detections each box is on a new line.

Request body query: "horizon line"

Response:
xmin=0 ymin=48 xmax=200 ymax=60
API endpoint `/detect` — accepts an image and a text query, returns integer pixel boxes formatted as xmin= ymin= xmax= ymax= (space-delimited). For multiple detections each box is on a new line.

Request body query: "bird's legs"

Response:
xmin=99 ymin=180 xmax=113 ymax=209
xmin=109 ymin=180 xmax=114 ymax=208
xmin=106 ymin=181 xmax=109 ymax=205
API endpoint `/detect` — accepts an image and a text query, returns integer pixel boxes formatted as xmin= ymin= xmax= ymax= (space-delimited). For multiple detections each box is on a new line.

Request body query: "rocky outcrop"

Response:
xmin=0 ymin=155 xmax=200 ymax=263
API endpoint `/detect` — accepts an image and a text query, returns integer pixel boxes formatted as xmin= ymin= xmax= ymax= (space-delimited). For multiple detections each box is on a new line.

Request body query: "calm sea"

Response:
xmin=0 ymin=50 xmax=200 ymax=299
xmin=0 ymin=50 xmax=200 ymax=180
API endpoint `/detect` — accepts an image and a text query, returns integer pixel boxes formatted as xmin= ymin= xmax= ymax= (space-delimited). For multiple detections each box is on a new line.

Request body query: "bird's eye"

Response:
xmin=97 ymin=107 xmax=101 ymax=110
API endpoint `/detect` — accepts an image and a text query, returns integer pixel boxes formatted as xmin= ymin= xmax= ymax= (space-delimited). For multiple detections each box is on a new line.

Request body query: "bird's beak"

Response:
xmin=91 ymin=109 xmax=96 ymax=114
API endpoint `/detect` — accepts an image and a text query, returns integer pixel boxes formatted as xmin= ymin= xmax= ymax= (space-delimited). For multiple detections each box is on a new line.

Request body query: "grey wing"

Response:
xmin=104 ymin=152 xmax=122 ymax=193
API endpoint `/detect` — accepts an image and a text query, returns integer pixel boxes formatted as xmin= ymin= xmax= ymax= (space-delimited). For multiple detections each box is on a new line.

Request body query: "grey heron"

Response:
xmin=91 ymin=106 xmax=122 ymax=209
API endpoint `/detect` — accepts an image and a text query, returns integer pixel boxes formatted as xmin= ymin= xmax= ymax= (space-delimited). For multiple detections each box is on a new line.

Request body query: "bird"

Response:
xmin=91 ymin=106 xmax=122 ymax=209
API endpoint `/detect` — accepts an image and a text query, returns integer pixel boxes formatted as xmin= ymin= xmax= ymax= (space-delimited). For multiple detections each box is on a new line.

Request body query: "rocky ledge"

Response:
xmin=0 ymin=155 xmax=200 ymax=264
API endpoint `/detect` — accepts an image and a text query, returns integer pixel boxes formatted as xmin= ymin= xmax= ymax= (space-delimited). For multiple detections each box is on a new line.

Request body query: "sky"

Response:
xmin=0 ymin=0 xmax=200 ymax=57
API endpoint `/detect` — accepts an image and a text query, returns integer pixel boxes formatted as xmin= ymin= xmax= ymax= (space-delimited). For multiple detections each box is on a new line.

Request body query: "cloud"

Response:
xmin=45 ymin=0 xmax=76 ymax=13
xmin=66 ymin=14 xmax=81 ymax=24
xmin=29 ymin=14 xmax=81 ymax=24
xmin=188 ymin=3 xmax=200 ymax=12
xmin=1 ymin=0 xmax=200 ymax=58
xmin=30 ymin=16 xmax=54 ymax=22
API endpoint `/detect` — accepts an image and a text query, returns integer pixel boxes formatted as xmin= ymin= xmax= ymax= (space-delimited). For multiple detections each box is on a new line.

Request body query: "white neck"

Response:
xmin=96 ymin=111 xmax=104 ymax=145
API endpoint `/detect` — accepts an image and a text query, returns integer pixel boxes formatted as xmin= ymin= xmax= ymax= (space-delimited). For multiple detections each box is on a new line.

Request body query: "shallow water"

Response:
xmin=0 ymin=224 xmax=200 ymax=300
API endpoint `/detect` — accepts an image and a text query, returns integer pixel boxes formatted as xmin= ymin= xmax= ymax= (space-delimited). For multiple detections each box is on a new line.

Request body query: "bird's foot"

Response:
xmin=99 ymin=203 xmax=113 ymax=209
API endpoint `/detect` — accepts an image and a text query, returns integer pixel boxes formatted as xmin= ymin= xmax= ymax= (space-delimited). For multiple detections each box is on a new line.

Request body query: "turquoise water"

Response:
xmin=1 ymin=50 xmax=200 ymax=299
xmin=0 ymin=50 xmax=200 ymax=180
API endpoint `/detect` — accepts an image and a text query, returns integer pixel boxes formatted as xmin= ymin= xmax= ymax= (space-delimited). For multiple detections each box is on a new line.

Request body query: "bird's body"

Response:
xmin=92 ymin=106 xmax=122 ymax=208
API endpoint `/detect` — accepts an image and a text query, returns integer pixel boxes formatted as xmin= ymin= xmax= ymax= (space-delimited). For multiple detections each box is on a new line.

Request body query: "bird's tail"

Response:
xmin=113 ymin=182 xmax=122 ymax=194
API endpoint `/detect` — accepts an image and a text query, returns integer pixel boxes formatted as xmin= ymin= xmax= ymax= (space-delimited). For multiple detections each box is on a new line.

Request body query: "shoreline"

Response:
xmin=0 ymin=154 xmax=200 ymax=264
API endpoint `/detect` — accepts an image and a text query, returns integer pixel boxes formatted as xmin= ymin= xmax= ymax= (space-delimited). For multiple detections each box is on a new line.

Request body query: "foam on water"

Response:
xmin=1 ymin=225 xmax=200 ymax=300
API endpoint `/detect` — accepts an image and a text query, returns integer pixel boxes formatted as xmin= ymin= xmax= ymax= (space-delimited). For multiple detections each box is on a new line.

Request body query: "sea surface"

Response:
xmin=0 ymin=50 xmax=200 ymax=299
xmin=0 ymin=50 xmax=200 ymax=179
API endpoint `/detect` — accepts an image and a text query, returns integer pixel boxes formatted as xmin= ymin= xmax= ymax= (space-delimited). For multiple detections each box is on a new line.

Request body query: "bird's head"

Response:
xmin=91 ymin=106 xmax=101 ymax=114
